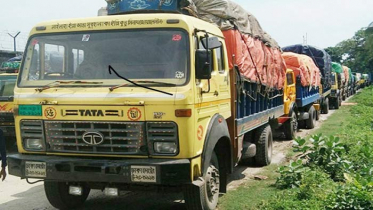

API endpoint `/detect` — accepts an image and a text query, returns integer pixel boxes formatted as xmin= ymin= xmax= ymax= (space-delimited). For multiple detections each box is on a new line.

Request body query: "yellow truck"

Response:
xmin=0 ymin=68 xmax=18 ymax=151
xmin=8 ymin=1 xmax=304 ymax=209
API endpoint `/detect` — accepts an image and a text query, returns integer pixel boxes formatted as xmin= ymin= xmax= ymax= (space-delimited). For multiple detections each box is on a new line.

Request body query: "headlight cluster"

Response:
xmin=19 ymin=120 xmax=180 ymax=155
xmin=146 ymin=122 xmax=179 ymax=156
xmin=20 ymin=120 xmax=45 ymax=151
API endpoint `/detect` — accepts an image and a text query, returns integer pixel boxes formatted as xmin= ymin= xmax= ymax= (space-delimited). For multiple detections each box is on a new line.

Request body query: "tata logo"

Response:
xmin=82 ymin=132 xmax=104 ymax=145
xmin=79 ymin=110 xmax=105 ymax=117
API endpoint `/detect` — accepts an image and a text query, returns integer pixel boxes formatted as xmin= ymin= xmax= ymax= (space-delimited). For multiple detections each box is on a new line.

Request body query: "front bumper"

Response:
xmin=8 ymin=154 xmax=191 ymax=185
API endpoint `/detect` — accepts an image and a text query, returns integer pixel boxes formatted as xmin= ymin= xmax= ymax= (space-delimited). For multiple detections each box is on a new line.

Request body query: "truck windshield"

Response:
xmin=19 ymin=29 xmax=189 ymax=87
xmin=0 ymin=75 xmax=17 ymax=101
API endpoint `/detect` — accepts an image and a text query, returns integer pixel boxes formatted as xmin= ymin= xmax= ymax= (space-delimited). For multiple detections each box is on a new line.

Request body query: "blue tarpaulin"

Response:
xmin=107 ymin=0 xmax=181 ymax=15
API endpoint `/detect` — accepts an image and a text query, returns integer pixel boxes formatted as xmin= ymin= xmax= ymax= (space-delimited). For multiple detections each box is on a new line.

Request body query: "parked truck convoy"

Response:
xmin=5 ymin=0 xmax=368 ymax=209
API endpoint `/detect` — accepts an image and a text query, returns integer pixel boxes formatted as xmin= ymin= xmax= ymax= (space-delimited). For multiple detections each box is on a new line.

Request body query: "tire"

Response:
xmin=306 ymin=106 xmax=316 ymax=129
xmin=284 ymin=112 xmax=297 ymax=140
xmin=184 ymin=152 xmax=220 ymax=210
xmin=254 ymin=124 xmax=273 ymax=166
xmin=44 ymin=181 xmax=90 ymax=210
xmin=316 ymin=109 xmax=320 ymax=121
xmin=335 ymin=98 xmax=340 ymax=109
xmin=321 ymin=98 xmax=329 ymax=114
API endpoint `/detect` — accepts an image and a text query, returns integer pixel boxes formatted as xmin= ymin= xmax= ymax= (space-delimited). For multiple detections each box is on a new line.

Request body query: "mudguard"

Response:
xmin=288 ymin=102 xmax=298 ymax=116
xmin=201 ymin=114 xmax=232 ymax=175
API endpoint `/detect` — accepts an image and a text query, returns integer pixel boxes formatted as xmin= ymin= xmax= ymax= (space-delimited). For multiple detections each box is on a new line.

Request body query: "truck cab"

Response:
xmin=0 ymin=68 xmax=18 ymax=151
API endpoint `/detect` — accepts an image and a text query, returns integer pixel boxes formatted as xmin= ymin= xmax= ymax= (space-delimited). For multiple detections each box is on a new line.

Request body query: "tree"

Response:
xmin=325 ymin=28 xmax=373 ymax=74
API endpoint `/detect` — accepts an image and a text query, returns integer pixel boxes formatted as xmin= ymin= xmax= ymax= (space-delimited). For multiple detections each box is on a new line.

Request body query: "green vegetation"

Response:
xmin=325 ymin=29 xmax=373 ymax=73
xmin=218 ymin=87 xmax=373 ymax=209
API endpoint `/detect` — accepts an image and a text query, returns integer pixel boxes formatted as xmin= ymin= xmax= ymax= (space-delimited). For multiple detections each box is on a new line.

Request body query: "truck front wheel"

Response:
xmin=184 ymin=151 xmax=220 ymax=210
xmin=44 ymin=181 xmax=90 ymax=210
xmin=255 ymin=124 xmax=273 ymax=166
xmin=284 ymin=112 xmax=297 ymax=140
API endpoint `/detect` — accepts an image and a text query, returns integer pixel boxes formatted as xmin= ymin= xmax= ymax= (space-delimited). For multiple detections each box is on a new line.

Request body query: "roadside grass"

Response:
xmin=218 ymin=87 xmax=373 ymax=210
xmin=308 ymin=106 xmax=353 ymax=138
xmin=218 ymin=164 xmax=280 ymax=210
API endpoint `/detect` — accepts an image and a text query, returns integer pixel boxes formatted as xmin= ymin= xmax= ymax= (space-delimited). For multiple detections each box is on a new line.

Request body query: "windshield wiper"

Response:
xmin=36 ymin=80 xmax=103 ymax=92
xmin=110 ymin=80 xmax=176 ymax=90
xmin=108 ymin=65 xmax=173 ymax=96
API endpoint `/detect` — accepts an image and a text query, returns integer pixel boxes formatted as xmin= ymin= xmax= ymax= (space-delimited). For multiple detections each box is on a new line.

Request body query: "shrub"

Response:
xmin=293 ymin=134 xmax=352 ymax=181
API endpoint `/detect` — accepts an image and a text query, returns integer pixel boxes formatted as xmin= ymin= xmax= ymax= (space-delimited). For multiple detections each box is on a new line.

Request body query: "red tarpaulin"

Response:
xmin=223 ymin=30 xmax=286 ymax=89
xmin=342 ymin=66 xmax=350 ymax=86
xmin=282 ymin=52 xmax=321 ymax=87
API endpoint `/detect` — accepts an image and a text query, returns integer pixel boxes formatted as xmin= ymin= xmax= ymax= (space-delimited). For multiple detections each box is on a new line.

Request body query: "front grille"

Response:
xmin=45 ymin=121 xmax=146 ymax=155
xmin=0 ymin=112 xmax=14 ymax=123
xmin=20 ymin=120 xmax=44 ymax=140
xmin=147 ymin=122 xmax=178 ymax=142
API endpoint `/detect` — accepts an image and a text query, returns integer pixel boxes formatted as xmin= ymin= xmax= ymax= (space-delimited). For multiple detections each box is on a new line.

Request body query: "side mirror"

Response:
xmin=195 ymin=49 xmax=212 ymax=80
xmin=201 ymin=37 xmax=222 ymax=50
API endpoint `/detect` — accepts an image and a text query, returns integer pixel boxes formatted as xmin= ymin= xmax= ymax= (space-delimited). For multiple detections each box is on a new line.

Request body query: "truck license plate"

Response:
xmin=131 ymin=166 xmax=156 ymax=183
xmin=25 ymin=161 xmax=46 ymax=178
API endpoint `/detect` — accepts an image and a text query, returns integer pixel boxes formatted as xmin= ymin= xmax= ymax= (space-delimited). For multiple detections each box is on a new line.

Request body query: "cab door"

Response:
xmin=284 ymin=69 xmax=296 ymax=114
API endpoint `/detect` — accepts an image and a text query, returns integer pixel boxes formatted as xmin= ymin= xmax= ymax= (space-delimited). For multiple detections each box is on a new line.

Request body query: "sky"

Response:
xmin=0 ymin=0 xmax=373 ymax=52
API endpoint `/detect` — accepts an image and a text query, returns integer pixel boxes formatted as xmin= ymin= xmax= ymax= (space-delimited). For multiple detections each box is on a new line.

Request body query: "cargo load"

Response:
xmin=282 ymin=52 xmax=320 ymax=87
xmin=190 ymin=0 xmax=286 ymax=89
xmin=348 ymin=68 xmax=353 ymax=83
xmin=331 ymin=62 xmax=343 ymax=74
xmin=342 ymin=66 xmax=350 ymax=86
xmin=282 ymin=44 xmax=332 ymax=89
xmin=106 ymin=0 xmax=286 ymax=89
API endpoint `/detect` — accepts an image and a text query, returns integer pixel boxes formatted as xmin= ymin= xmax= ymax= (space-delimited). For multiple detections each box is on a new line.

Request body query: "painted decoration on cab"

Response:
xmin=45 ymin=107 xmax=57 ymax=119
xmin=0 ymin=104 xmax=9 ymax=111
xmin=197 ymin=125 xmax=204 ymax=141
xmin=127 ymin=107 xmax=142 ymax=121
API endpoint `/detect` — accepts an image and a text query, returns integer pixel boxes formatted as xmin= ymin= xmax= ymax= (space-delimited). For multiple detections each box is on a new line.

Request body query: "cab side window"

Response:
xmin=286 ymin=73 xmax=294 ymax=85
xmin=215 ymin=44 xmax=225 ymax=74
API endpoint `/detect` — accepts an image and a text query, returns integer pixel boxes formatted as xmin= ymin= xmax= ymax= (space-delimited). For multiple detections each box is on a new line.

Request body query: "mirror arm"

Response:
xmin=202 ymin=79 xmax=211 ymax=94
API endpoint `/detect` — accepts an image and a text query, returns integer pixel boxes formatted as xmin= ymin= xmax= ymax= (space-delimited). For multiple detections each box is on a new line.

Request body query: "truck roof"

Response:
xmin=30 ymin=13 xmax=224 ymax=38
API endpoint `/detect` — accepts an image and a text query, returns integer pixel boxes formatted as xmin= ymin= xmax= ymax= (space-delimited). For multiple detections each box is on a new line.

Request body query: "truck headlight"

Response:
xmin=154 ymin=142 xmax=177 ymax=154
xmin=25 ymin=138 xmax=44 ymax=150
xmin=146 ymin=122 xmax=179 ymax=156
xmin=21 ymin=120 xmax=45 ymax=151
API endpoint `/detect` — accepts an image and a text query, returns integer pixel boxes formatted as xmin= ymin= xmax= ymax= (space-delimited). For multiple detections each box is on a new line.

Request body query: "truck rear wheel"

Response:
xmin=184 ymin=151 xmax=220 ymax=210
xmin=284 ymin=112 xmax=297 ymax=140
xmin=321 ymin=98 xmax=329 ymax=114
xmin=306 ymin=106 xmax=316 ymax=129
xmin=254 ymin=124 xmax=273 ymax=166
xmin=44 ymin=181 xmax=90 ymax=210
